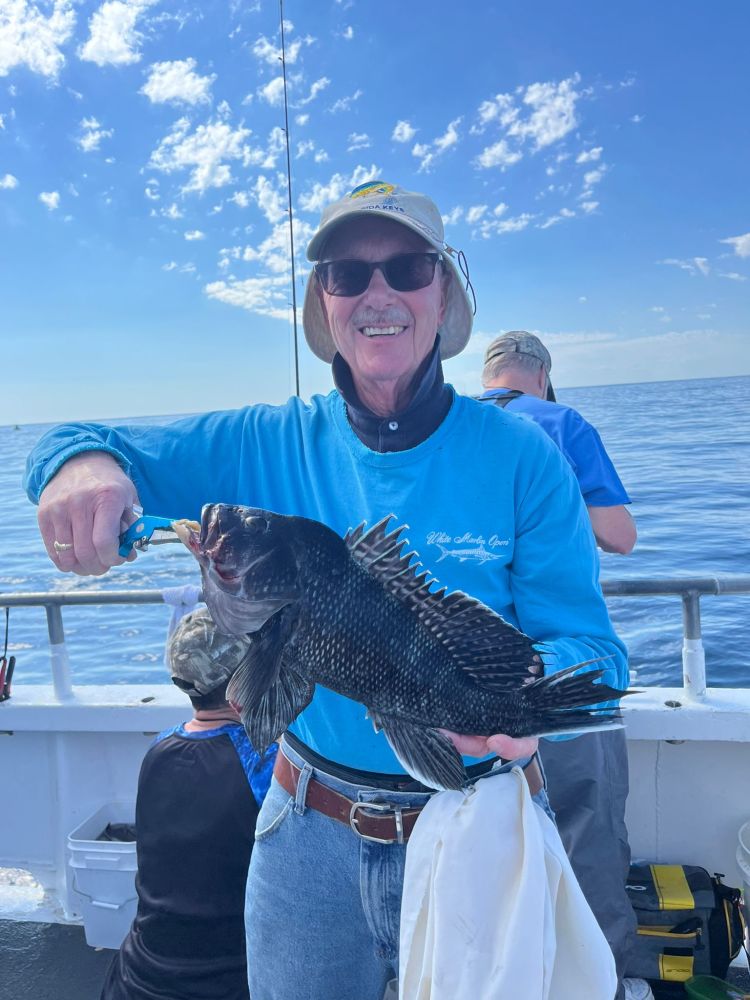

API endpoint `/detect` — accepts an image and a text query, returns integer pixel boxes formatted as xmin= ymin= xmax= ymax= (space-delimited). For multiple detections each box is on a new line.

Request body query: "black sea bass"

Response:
xmin=174 ymin=504 xmax=627 ymax=790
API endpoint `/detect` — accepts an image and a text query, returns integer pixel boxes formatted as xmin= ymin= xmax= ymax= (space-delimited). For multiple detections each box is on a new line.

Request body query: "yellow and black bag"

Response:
xmin=625 ymin=863 xmax=746 ymax=997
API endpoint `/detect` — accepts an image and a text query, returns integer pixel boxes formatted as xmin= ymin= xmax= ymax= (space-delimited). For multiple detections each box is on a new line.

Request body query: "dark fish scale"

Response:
xmin=178 ymin=505 xmax=629 ymax=790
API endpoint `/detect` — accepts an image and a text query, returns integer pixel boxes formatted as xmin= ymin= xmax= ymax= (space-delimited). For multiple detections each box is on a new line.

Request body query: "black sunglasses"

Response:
xmin=315 ymin=252 xmax=442 ymax=297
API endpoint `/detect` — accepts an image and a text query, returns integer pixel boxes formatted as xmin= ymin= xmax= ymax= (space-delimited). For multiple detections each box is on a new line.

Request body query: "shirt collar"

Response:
xmin=332 ymin=335 xmax=452 ymax=452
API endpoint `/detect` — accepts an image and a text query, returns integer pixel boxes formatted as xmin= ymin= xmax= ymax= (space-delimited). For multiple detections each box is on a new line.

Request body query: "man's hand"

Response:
xmin=441 ymin=730 xmax=539 ymax=761
xmin=38 ymin=452 xmax=141 ymax=576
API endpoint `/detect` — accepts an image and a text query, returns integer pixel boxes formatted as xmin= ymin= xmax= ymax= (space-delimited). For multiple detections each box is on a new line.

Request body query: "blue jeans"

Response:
xmin=245 ymin=739 xmax=552 ymax=1000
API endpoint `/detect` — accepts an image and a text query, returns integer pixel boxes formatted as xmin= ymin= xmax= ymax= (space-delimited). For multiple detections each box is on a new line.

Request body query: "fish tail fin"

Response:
xmin=521 ymin=663 xmax=632 ymax=736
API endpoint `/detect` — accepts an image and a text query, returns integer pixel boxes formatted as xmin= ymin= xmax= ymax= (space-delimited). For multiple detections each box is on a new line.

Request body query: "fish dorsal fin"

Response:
xmin=346 ymin=515 xmax=541 ymax=689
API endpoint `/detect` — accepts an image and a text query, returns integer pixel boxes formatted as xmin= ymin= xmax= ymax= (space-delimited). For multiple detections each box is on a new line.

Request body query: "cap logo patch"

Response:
xmin=350 ymin=180 xmax=396 ymax=199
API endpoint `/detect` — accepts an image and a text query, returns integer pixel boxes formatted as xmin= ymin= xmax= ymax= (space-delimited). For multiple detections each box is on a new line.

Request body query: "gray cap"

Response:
xmin=484 ymin=331 xmax=552 ymax=372
xmin=302 ymin=180 xmax=474 ymax=363
xmin=167 ymin=608 xmax=251 ymax=698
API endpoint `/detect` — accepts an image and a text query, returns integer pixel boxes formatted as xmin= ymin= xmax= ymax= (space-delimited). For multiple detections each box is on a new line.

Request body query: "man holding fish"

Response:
xmin=26 ymin=181 xmax=631 ymax=999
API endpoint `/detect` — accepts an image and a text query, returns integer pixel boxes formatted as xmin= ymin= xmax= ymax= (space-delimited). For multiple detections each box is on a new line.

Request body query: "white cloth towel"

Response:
xmin=399 ymin=767 xmax=617 ymax=1000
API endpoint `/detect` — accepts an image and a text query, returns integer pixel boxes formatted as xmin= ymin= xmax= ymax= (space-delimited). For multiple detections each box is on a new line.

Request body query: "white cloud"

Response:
xmin=296 ymin=139 xmax=315 ymax=158
xmin=298 ymin=76 xmax=330 ymax=107
xmin=76 ymin=116 xmax=113 ymax=153
xmin=79 ymin=0 xmax=156 ymax=67
xmin=295 ymin=113 xmax=309 ymax=126
xmin=148 ymin=116 xmax=255 ymax=195
xmin=251 ymin=32 xmax=313 ymax=66
xmin=184 ymin=229 xmax=204 ymax=240
xmin=314 ymin=149 xmax=329 ymax=163
xmin=0 ymin=173 xmax=19 ymax=189
xmin=506 ymin=74 xmax=582 ymax=149
xmin=539 ymin=207 xmax=575 ymax=229
xmin=258 ymin=76 xmax=285 ymax=107
xmin=141 ymin=58 xmax=215 ymax=106
xmin=328 ymin=88 xmax=362 ymax=114
xmin=251 ymin=125 xmax=286 ymax=169
xmin=471 ymin=93 xmax=517 ymax=135
xmin=163 ymin=260 xmax=195 ymax=273
xmin=39 ymin=190 xmax=60 ymax=210
xmin=253 ymin=174 xmax=286 ymax=225
xmin=229 ymin=191 xmax=250 ymax=208
xmin=630 ymin=114 xmax=644 ymax=124
xmin=298 ymin=163 xmax=382 ymax=213
xmin=342 ymin=25 xmax=353 ymax=40
xmin=719 ymin=271 xmax=747 ymax=282
xmin=651 ymin=307 xmax=671 ymax=323
xmin=205 ymin=274 xmax=291 ymax=320
xmin=413 ymin=117 xmax=461 ymax=172
xmin=230 ymin=216 xmax=315 ymax=275
xmin=465 ymin=204 xmax=487 ymax=224
xmin=347 ymin=132 xmax=370 ymax=151
xmin=576 ymin=146 xmax=602 ymax=164
xmin=720 ymin=232 xmax=750 ymax=258
xmin=442 ymin=206 xmax=463 ymax=226
xmin=392 ymin=120 xmax=416 ymax=143
xmin=582 ymin=167 xmax=605 ymax=187
xmin=659 ymin=257 xmax=710 ymax=277
xmin=475 ymin=139 xmax=522 ymax=171
xmin=471 ymin=74 xmax=583 ymax=177
xmin=476 ymin=212 xmax=534 ymax=238
xmin=162 ymin=202 xmax=183 ymax=218
xmin=580 ymin=200 xmax=599 ymax=214
xmin=0 ymin=0 xmax=75 ymax=80
xmin=144 ymin=181 xmax=159 ymax=200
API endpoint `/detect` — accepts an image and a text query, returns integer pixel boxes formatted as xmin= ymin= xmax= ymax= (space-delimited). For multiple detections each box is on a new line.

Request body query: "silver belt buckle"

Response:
xmin=349 ymin=800 xmax=405 ymax=845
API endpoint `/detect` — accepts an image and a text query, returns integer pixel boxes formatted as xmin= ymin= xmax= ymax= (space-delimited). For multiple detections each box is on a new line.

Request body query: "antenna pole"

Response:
xmin=279 ymin=0 xmax=300 ymax=397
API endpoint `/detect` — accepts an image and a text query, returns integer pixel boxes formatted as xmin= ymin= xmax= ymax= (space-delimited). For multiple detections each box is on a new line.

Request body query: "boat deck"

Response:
xmin=1 ymin=919 xmax=114 ymax=999
xmin=2 ymin=918 xmax=748 ymax=999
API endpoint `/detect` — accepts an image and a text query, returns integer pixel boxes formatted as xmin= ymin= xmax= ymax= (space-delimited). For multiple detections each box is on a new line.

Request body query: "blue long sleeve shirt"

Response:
xmin=25 ymin=389 xmax=627 ymax=773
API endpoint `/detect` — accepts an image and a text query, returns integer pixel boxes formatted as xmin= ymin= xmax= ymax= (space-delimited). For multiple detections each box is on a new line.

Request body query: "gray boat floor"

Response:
xmin=1 ymin=920 xmax=114 ymax=1000
xmin=1 ymin=919 xmax=748 ymax=998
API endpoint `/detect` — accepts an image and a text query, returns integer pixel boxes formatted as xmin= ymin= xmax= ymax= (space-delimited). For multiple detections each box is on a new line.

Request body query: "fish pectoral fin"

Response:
xmin=226 ymin=606 xmax=312 ymax=753
xmin=370 ymin=712 xmax=467 ymax=792
xmin=242 ymin=661 xmax=314 ymax=755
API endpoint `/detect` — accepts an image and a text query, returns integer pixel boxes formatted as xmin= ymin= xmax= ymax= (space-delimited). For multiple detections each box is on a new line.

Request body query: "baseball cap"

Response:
xmin=303 ymin=180 xmax=474 ymax=363
xmin=167 ymin=608 xmax=251 ymax=698
xmin=483 ymin=331 xmax=556 ymax=402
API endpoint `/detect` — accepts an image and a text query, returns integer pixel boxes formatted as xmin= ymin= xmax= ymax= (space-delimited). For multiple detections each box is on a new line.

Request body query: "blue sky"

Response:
xmin=1 ymin=0 xmax=748 ymax=425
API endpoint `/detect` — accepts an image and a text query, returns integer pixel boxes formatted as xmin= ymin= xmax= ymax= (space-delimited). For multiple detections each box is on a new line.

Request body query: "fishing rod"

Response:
xmin=279 ymin=0 xmax=300 ymax=397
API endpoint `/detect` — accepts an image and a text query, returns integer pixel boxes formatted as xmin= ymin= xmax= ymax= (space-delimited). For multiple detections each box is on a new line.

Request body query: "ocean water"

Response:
xmin=0 ymin=375 xmax=748 ymax=689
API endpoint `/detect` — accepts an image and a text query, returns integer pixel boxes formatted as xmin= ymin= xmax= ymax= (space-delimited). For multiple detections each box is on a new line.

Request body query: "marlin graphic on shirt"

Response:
xmin=433 ymin=542 xmax=504 ymax=565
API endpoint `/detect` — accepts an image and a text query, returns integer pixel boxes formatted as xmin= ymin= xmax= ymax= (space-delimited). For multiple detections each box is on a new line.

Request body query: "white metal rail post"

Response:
xmin=601 ymin=576 xmax=750 ymax=701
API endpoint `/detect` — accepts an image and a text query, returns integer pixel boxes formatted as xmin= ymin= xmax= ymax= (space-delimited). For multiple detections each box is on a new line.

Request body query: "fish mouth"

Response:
xmin=207 ymin=547 xmax=278 ymax=594
xmin=172 ymin=519 xmax=203 ymax=557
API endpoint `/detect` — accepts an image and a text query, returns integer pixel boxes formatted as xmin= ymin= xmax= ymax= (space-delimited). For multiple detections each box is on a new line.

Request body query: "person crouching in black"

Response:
xmin=100 ymin=608 xmax=277 ymax=1000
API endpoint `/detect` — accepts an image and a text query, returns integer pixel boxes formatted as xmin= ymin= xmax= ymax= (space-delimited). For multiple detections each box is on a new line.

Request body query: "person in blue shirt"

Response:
xmin=480 ymin=330 xmax=637 ymax=555
xmin=100 ymin=608 xmax=276 ymax=1000
xmin=479 ymin=330 xmax=647 ymax=1000
xmin=26 ymin=182 xmax=627 ymax=1000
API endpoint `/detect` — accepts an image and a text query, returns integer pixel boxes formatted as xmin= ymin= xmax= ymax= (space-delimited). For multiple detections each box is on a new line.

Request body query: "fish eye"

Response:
xmin=243 ymin=515 xmax=267 ymax=533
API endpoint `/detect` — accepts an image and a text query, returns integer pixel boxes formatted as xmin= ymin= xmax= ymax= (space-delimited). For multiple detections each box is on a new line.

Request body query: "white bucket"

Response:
xmin=68 ymin=801 xmax=137 ymax=950
xmin=737 ymin=820 xmax=750 ymax=943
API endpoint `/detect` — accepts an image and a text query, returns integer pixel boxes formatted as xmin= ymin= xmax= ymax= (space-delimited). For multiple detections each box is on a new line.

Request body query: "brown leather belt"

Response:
xmin=273 ymin=752 xmax=543 ymax=845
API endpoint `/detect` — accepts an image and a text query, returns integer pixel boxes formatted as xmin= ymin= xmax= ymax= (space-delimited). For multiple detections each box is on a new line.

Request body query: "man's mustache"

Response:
xmin=350 ymin=308 xmax=411 ymax=327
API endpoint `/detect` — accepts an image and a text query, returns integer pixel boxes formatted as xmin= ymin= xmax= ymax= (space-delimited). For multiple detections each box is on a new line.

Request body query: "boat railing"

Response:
xmin=1 ymin=576 xmax=749 ymax=703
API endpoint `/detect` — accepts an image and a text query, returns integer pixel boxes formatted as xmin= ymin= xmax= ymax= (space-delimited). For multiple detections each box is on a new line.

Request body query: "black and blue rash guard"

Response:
xmin=100 ymin=724 xmax=276 ymax=1000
